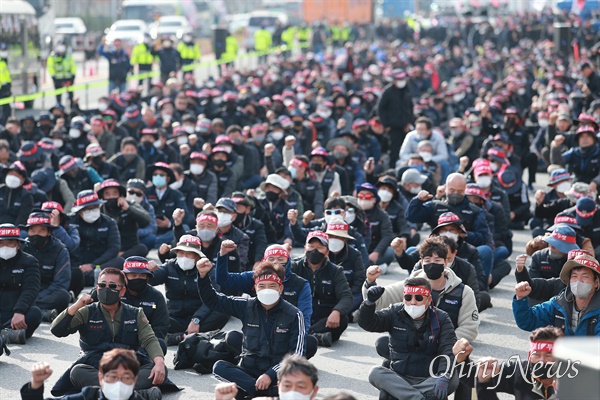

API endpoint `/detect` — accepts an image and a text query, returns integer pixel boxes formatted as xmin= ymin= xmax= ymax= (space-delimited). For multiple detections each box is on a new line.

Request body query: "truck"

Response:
xmin=302 ymin=0 xmax=374 ymax=24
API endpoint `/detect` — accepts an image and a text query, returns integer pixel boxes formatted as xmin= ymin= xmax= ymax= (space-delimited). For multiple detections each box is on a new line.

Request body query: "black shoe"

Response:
xmin=41 ymin=309 xmax=58 ymax=323
xmin=1 ymin=328 xmax=26 ymax=345
xmin=315 ymin=332 xmax=333 ymax=347
xmin=166 ymin=333 xmax=184 ymax=346
xmin=136 ymin=387 xmax=162 ymax=400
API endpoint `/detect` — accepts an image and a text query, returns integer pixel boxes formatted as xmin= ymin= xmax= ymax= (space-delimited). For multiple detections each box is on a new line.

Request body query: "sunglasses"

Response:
xmin=127 ymin=189 xmax=143 ymax=197
xmin=404 ymin=294 xmax=424 ymax=302
xmin=98 ymin=282 xmax=122 ymax=290
xmin=357 ymin=193 xmax=374 ymax=200
xmin=325 ymin=209 xmax=344 ymax=216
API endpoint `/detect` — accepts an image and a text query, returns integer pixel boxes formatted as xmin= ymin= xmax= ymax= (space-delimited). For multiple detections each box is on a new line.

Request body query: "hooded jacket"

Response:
xmin=362 ymin=267 xmax=479 ymax=342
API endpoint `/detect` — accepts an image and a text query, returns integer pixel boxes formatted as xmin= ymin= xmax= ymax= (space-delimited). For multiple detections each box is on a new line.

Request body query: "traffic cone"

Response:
xmin=89 ymin=65 xmax=95 ymax=76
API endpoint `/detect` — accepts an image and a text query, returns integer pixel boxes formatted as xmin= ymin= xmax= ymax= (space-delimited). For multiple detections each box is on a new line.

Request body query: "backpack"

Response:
xmin=173 ymin=330 xmax=238 ymax=374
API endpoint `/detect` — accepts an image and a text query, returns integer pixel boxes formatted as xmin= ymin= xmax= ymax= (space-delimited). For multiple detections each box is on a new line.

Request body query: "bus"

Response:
xmin=119 ymin=0 xmax=213 ymax=37
xmin=0 ymin=0 xmax=45 ymax=106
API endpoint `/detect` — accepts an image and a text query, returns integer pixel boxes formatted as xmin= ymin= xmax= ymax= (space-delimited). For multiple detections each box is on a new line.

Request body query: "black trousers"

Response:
xmin=53 ymin=78 xmax=74 ymax=106
xmin=36 ymin=289 xmax=70 ymax=312
xmin=1 ymin=307 xmax=42 ymax=338
xmin=224 ymin=330 xmax=318 ymax=360
xmin=168 ymin=311 xmax=229 ymax=334
xmin=388 ymin=126 xmax=407 ymax=168
xmin=309 ymin=307 xmax=349 ymax=342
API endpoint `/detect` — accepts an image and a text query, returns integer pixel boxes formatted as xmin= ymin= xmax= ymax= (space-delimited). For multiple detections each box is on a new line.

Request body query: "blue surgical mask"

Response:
xmin=288 ymin=166 xmax=297 ymax=180
xmin=412 ymin=164 xmax=424 ymax=172
xmin=152 ymin=174 xmax=167 ymax=188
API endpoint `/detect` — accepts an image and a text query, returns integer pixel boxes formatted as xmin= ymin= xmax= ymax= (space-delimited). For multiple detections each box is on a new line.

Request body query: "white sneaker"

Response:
xmin=379 ymin=263 xmax=388 ymax=275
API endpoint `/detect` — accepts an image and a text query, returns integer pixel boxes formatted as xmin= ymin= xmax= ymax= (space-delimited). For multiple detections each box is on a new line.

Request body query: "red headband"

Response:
xmin=60 ymin=157 xmax=78 ymax=171
xmin=123 ymin=260 xmax=149 ymax=270
xmin=568 ymin=249 xmax=591 ymax=259
xmin=21 ymin=144 xmax=38 ymax=156
xmin=404 ymin=286 xmax=431 ymax=297
xmin=38 ymin=141 xmax=54 ymax=150
xmin=263 ymin=247 xmax=290 ymax=260
xmin=0 ymin=228 xmax=20 ymax=237
xmin=571 ymin=256 xmax=600 ymax=270
xmin=42 ymin=201 xmax=63 ymax=212
xmin=550 ymin=231 xmax=576 ymax=243
xmin=327 ymin=223 xmax=348 ymax=232
xmin=530 ymin=341 xmax=554 ymax=354
xmin=291 ymin=158 xmax=309 ymax=169
xmin=27 ymin=216 xmax=51 ymax=225
xmin=197 ymin=214 xmax=218 ymax=224
xmin=74 ymin=193 xmax=99 ymax=207
xmin=554 ymin=216 xmax=576 ymax=225
xmin=254 ymin=273 xmax=282 ymax=286
xmin=576 ymin=208 xmax=596 ymax=218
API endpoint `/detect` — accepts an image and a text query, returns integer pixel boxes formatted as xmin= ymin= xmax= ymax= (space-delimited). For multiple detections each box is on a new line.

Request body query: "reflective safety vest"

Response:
xmin=47 ymin=53 xmax=76 ymax=80
xmin=341 ymin=26 xmax=350 ymax=41
xmin=0 ymin=60 xmax=10 ymax=85
xmin=177 ymin=41 xmax=201 ymax=62
xmin=130 ymin=43 xmax=154 ymax=66
xmin=281 ymin=26 xmax=295 ymax=46
xmin=223 ymin=35 xmax=238 ymax=61
xmin=331 ymin=25 xmax=341 ymax=41
xmin=297 ymin=27 xmax=311 ymax=44
xmin=254 ymin=29 xmax=272 ymax=51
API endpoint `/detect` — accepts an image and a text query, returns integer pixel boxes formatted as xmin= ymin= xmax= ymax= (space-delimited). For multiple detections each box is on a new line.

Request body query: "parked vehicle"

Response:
xmin=244 ymin=10 xmax=288 ymax=50
xmin=150 ymin=16 xmax=192 ymax=40
xmin=54 ymin=17 xmax=87 ymax=36
xmin=105 ymin=19 xmax=147 ymax=46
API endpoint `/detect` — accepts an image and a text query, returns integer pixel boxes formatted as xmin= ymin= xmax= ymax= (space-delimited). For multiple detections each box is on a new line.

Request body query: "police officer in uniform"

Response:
xmin=50 ymin=268 xmax=167 ymax=397
xmin=47 ymin=42 xmax=76 ymax=107
xmin=0 ymin=224 xmax=41 ymax=345
xmin=131 ymin=34 xmax=155 ymax=89
xmin=21 ymin=212 xmax=70 ymax=321
xmin=177 ymin=33 xmax=201 ymax=69
xmin=254 ymin=23 xmax=272 ymax=64
xmin=223 ymin=32 xmax=239 ymax=68
xmin=0 ymin=43 xmax=12 ymax=126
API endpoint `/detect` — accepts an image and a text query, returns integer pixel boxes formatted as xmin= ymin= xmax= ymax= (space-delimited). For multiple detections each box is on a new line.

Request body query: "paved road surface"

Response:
xmin=0 ymin=174 xmax=546 ymax=399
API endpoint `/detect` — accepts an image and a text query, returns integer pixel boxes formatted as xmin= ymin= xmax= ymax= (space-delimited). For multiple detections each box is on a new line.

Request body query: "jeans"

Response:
xmin=154 ymin=230 xmax=175 ymax=249
xmin=140 ymin=233 xmax=157 ymax=251
xmin=108 ymin=80 xmax=126 ymax=94
xmin=376 ymin=247 xmax=396 ymax=266
xmin=241 ymin=175 xmax=262 ymax=190
xmin=477 ymin=245 xmax=493 ymax=285
xmin=438 ymin=159 xmax=451 ymax=184
xmin=494 ymin=246 xmax=509 ymax=265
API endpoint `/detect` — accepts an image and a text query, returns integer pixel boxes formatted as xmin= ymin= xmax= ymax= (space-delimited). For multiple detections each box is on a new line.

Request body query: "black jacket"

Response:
xmin=145 ymin=185 xmax=189 ymax=234
xmin=328 ymin=244 xmax=365 ymax=296
xmin=476 ymin=360 xmax=557 ymax=400
xmin=364 ymin=206 xmax=394 ymax=254
xmin=186 ymin=169 xmax=218 ymax=206
xmin=292 ymin=177 xmax=324 ymax=218
xmin=20 ymin=384 xmax=144 ymax=400
xmin=235 ymin=215 xmax=268 ymax=264
xmin=291 ymin=257 xmax=354 ymax=317
xmin=198 ymin=274 xmax=305 ymax=380
xmin=101 ymin=201 xmax=151 ymax=251
xmin=529 ymin=248 xmax=566 ymax=280
xmin=0 ymin=250 xmax=40 ymax=314
xmin=377 ymin=83 xmax=414 ymax=129
xmin=381 ymin=199 xmax=410 ymax=238
xmin=68 ymin=213 xmax=121 ymax=266
xmin=359 ymin=302 xmax=456 ymax=378
xmin=0 ymin=185 xmax=34 ymax=225
xmin=61 ymin=169 xmax=93 ymax=197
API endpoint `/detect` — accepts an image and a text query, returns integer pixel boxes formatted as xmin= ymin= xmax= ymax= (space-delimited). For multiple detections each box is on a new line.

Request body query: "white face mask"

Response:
xmin=53 ymin=139 xmax=64 ymax=149
xmin=440 ymin=231 xmax=459 ymax=243
xmin=251 ymin=85 xmax=261 ymax=94
xmin=126 ymin=194 xmax=142 ymax=204
xmin=297 ymin=92 xmax=306 ymax=101
xmin=556 ymin=181 xmax=571 ymax=194
xmin=102 ymin=380 xmax=135 ymax=400
xmin=190 ymin=164 xmax=205 ymax=175
xmin=177 ymin=136 xmax=188 ymax=145
xmin=490 ymin=163 xmax=500 ymax=172
xmin=197 ymin=228 xmax=217 ymax=242
xmin=475 ymin=176 xmax=492 ymax=188
xmin=271 ymin=131 xmax=284 ymax=141
xmin=81 ymin=208 xmax=101 ymax=224
xmin=409 ymin=186 xmax=422 ymax=194
xmin=184 ymin=125 xmax=195 ymax=134
xmin=344 ymin=210 xmax=355 ymax=224
xmin=98 ymin=102 xmax=109 ymax=112
xmin=538 ymin=119 xmax=549 ymax=129
xmin=217 ymin=212 xmax=233 ymax=228
xmin=470 ymin=126 xmax=481 ymax=136
xmin=162 ymin=113 xmax=172 ymax=122
xmin=418 ymin=151 xmax=433 ymax=163
xmin=0 ymin=51 xmax=8 ymax=59
xmin=69 ymin=129 xmax=81 ymax=139
xmin=0 ymin=246 xmax=18 ymax=260
xmin=358 ymin=199 xmax=375 ymax=211
xmin=177 ymin=256 xmax=196 ymax=271
xmin=153 ymin=140 xmax=162 ymax=149
xmin=256 ymin=288 xmax=280 ymax=306
xmin=453 ymin=94 xmax=465 ymax=102
xmin=213 ymin=97 xmax=223 ymax=105
xmin=377 ymin=189 xmax=393 ymax=203
xmin=317 ymin=110 xmax=332 ymax=119
xmin=328 ymin=238 xmax=345 ymax=253
xmin=279 ymin=390 xmax=314 ymax=400
xmin=169 ymin=179 xmax=183 ymax=190
xmin=571 ymin=281 xmax=593 ymax=299
xmin=517 ymin=88 xmax=526 ymax=96
xmin=5 ymin=174 xmax=22 ymax=189
xmin=404 ymin=304 xmax=427 ymax=319
xmin=395 ymin=80 xmax=407 ymax=89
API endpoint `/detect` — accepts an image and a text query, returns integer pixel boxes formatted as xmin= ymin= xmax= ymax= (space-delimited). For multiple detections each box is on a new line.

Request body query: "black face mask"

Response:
xmin=98 ymin=287 xmax=121 ymax=305
xmin=505 ymin=119 xmax=516 ymax=131
xmin=265 ymin=191 xmax=279 ymax=203
xmin=105 ymin=198 xmax=119 ymax=211
xmin=580 ymin=144 xmax=594 ymax=156
xmin=235 ymin=212 xmax=246 ymax=224
xmin=127 ymin=278 xmax=148 ymax=293
xmin=311 ymin=163 xmax=324 ymax=172
xmin=423 ymin=263 xmax=445 ymax=280
xmin=123 ymin=154 xmax=136 ymax=163
xmin=40 ymin=125 xmax=52 ymax=133
xmin=306 ymin=249 xmax=326 ymax=264
xmin=293 ymin=121 xmax=303 ymax=129
xmin=28 ymin=234 xmax=49 ymax=249
xmin=92 ymin=156 xmax=103 ymax=166
xmin=213 ymin=159 xmax=226 ymax=168
xmin=142 ymin=141 xmax=153 ymax=151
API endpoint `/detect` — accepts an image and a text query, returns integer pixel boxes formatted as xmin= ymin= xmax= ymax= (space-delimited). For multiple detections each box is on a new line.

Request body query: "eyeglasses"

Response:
xmin=325 ymin=209 xmax=344 ymax=216
xmin=127 ymin=189 xmax=143 ymax=197
xmin=404 ymin=294 xmax=424 ymax=302
xmin=103 ymin=374 xmax=135 ymax=384
xmin=357 ymin=193 xmax=374 ymax=200
xmin=98 ymin=282 xmax=123 ymax=290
